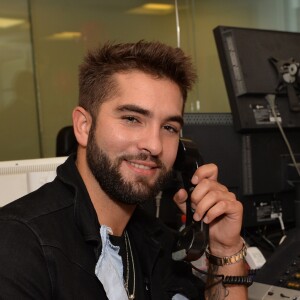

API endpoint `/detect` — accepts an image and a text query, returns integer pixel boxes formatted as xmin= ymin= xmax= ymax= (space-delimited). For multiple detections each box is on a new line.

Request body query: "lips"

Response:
xmin=125 ymin=159 xmax=160 ymax=176
xmin=128 ymin=161 xmax=153 ymax=170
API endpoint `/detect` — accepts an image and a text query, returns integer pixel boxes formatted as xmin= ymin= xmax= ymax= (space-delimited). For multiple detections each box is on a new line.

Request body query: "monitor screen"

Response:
xmin=214 ymin=26 xmax=300 ymax=132
xmin=0 ymin=156 xmax=67 ymax=207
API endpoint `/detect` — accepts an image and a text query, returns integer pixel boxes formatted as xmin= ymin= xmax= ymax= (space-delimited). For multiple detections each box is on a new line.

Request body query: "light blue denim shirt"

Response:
xmin=95 ymin=225 xmax=188 ymax=300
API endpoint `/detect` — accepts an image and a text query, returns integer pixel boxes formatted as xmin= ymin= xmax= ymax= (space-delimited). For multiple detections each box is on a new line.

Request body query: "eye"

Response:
xmin=122 ymin=116 xmax=139 ymax=123
xmin=163 ymin=124 xmax=179 ymax=134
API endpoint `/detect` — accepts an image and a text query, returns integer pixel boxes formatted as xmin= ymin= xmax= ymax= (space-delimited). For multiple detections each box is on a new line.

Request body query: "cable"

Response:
xmin=265 ymin=94 xmax=300 ymax=178
xmin=270 ymin=211 xmax=287 ymax=245
xmin=277 ymin=213 xmax=287 ymax=244
xmin=265 ymin=94 xmax=300 ymax=244
xmin=155 ymin=191 xmax=162 ymax=218
xmin=189 ymin=262 xmax=255 ymax=288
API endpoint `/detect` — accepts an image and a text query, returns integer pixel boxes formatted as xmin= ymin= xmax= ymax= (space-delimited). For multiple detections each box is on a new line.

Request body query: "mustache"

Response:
xmin=121 ymin=152 xmax=163 ymax=168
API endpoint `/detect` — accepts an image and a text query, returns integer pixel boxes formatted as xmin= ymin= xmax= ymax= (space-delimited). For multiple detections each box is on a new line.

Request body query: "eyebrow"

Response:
xmin=117 ymin=104 xmax=184 ymax=127
xmin=117 ymin=104 xmax=150 ymax=116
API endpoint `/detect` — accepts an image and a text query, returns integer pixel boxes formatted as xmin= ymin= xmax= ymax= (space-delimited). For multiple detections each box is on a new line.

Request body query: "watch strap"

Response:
xmin=205 ymin=240 xmax=247 ymax=266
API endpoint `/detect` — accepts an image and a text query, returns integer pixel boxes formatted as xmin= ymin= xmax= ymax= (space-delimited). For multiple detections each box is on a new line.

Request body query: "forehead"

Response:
xmin=110 ymin=71 xmax=184 ymax=112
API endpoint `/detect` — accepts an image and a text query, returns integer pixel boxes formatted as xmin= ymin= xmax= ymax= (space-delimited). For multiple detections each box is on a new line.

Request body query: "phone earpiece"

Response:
xmin=172 ymin=219 xmax=209 ymax=261
xmin=172 ymin=138 xmax=209 ymax=262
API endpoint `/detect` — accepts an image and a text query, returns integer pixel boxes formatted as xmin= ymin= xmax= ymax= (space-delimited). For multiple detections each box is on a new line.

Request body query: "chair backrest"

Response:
xmin=56 ymin=126 xmax=77 ymax=156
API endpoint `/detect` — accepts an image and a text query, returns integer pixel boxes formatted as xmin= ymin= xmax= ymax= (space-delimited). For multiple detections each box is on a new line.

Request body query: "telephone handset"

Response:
xmin=172 ymin=138 xmax=209 ymax=262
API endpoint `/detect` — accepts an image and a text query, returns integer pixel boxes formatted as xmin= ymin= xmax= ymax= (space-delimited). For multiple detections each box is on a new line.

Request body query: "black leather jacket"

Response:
xmin=0 ymin=155 xmax=204 ymax=299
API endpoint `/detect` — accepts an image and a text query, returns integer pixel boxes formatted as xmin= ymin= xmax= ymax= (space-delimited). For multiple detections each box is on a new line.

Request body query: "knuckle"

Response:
xmin=201 ymin=178 xmax=211 ymax=186
xmin=228 ymin=191 xmax=237 ymax=200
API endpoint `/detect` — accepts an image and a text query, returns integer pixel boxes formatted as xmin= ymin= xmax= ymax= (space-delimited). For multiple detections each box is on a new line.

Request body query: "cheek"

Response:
xmin=96 ymin=126 xmax=131 ymax=156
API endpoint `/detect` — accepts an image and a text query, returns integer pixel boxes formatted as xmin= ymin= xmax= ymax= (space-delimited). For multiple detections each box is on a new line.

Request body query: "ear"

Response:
xmin=72 ymin=106 xmax=92 ymax=147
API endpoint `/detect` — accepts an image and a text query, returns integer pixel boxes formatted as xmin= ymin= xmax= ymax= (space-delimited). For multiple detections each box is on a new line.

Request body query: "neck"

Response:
xmin=92 ymin=193 xmax=136 ymax=236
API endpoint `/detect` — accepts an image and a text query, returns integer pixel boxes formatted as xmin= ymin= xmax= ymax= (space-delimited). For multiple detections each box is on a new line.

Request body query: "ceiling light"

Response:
xmin=46 ymin=31 xmax=82 ymax=40
xmin=127 ymin=3 xmax=174 ymax=15
xmin=0 ymin=17 xmax=25 ymax=28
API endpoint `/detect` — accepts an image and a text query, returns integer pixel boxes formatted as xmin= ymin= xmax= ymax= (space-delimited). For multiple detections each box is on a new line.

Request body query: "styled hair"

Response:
xmin=78 ymin=40 xmax=197 ymax=119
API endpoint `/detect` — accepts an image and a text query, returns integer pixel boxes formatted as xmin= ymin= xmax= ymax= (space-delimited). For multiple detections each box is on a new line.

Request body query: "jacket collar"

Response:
xmin=56 ymin=154 xmax=100 ymax=246
xmin=128 ymin=207 xmax=167 ymax=276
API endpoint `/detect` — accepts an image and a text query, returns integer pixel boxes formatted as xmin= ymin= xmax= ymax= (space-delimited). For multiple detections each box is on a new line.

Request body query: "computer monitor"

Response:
xmin=213 ymin=26 xmax=300 ymax=132
xmin=0 ymin=156 xmax=67 ymax=207
xmin=181 ymin=113 xmax=299 ymax=228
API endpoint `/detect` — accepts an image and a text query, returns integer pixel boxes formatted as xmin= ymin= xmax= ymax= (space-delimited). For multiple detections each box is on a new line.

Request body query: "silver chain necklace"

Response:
xmin=124 ymin=231 xmax=136 ymax=300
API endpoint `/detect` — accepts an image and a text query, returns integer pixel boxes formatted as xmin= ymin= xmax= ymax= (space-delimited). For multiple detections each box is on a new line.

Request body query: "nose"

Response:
xmin=137 ymin=127 xmax=163 ymax=156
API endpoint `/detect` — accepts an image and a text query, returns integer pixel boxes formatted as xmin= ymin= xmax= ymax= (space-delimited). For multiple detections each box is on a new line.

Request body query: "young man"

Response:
xmin=0 ymin=41 xmax=247 ymax=299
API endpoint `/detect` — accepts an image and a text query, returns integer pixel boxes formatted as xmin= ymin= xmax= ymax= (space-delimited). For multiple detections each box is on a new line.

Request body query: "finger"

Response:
xmin=173 ymin=188 xmax=188 ymax=214
xmin=192 ymin=189 xmax=237 ymax=221
xmin=202 ymin=197 xmax=243 ymax=224
xmin=191 ymin=163 xmax=219 ymax=185
xmin=190 ymin=178 xmax=229 ymax=208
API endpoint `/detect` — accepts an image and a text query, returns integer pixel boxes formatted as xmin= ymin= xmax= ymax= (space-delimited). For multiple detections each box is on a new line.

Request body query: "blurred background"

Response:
xmin=1 ymin=0 xmax=300 ymax=160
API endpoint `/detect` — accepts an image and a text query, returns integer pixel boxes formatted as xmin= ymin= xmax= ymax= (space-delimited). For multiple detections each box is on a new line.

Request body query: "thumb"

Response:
xmin=173 ymin=188 xmax=188 ymax=214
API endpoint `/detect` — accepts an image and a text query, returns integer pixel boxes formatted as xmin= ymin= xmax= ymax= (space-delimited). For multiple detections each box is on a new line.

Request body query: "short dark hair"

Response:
xmin=78 ymin=40 xmax=197 ymax=119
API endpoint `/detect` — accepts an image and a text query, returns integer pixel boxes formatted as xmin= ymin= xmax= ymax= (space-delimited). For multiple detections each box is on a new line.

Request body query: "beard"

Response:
xmin=86 ymin=128 xmax=173 ymax=205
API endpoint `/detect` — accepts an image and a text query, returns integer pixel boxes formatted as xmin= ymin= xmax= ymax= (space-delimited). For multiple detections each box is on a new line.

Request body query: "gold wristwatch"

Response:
xmin=205 ymin=240 xmax=247 ymax=266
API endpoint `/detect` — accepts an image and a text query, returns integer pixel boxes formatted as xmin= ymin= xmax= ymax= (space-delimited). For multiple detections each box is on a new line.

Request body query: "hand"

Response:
xmin=173 ymin=163 xmax=244 ymax=255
